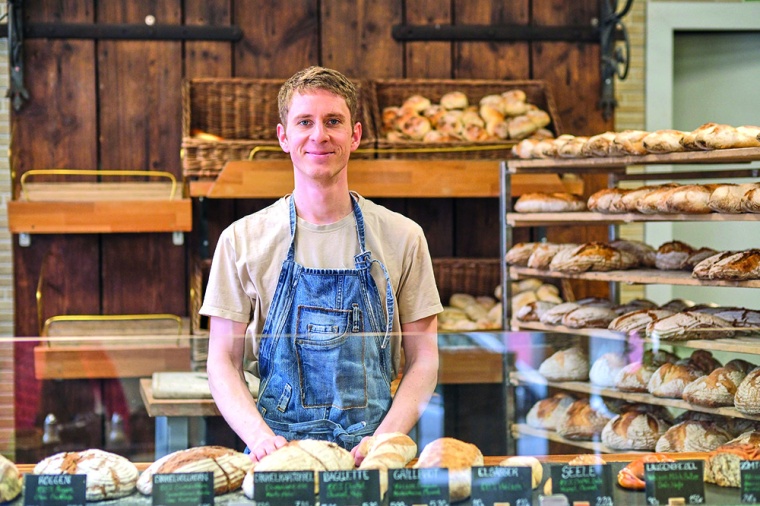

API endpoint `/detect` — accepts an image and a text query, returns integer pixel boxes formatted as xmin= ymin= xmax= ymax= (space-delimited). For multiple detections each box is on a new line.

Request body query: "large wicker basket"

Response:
xmin=369 ymin=78 xmax=562 ymax=159
xmin=182 ymin=77 xmax=377 ymax=178
xmin=433 ymin=257 xmax=502 ymax=308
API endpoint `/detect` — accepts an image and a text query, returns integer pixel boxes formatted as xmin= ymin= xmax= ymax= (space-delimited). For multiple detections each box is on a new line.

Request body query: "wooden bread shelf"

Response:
xmin=34 ymin=339 xmax=192 ymax=380
xmin=511 ymin=371 xmax=760 ymax=422
xmin=512 ymin=423 xmax=648 ymax=455
xmin=507 ymin=211 xmax=760 ymax=227
xmin=509 ymin=265 xmax=760 ymax=288
xmin=187 ymin=159 xmax=583 ymax=199
xmin=139 ymin=377 xmax=221 ymax=418
xmin=507 ymin=146 xmax=760 ymax=173
xmin=8 ymin=170 xmax=192 ymax=234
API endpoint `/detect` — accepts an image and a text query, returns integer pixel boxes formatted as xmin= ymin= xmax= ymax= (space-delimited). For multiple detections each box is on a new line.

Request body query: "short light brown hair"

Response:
xmin=277 ymin=66 xmax=358 ymax=126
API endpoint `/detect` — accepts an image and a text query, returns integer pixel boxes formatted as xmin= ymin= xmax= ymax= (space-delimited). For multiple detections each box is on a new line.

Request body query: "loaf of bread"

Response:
xmin=682 ymin=365 xmax=748 ymax=407
xmin=527 ymin=243 xmax=565 ymax=269
xmin=643 ymin=129 xmax=686 ymax=154
xmin=655 ymin=421 xmax=732 ymax=452
xmin=619 ymin=183 xmax=677 ymax=213
xmin=601 ymin=411 xmax=670 ymax=450
xmin=743 ymin=186 xmax=760 ymax=213
xmin=681 ymin=348 xmax=722 ymax=375
xmin=655 ymin=240 xmax=695 ymax=270
xmin=734 ymin=368 xmax=760 ymax=415
xmin=34 ymin=449 xmax=139 ymax=501
xmin=697 ymin=124 xmax=760 ymax=150
xmin=242 ymin=440 xmax=354 ymax=499
xmin=608 ymin=130 xmax=649 ymax=156
xmin=538 ymin=347 xmax=589 ymax=381
xmin=561 ymin=306 xmax=618 ymax=329
xmin=414 ymin=437 xmax=484 ymax=502
xmin=613 ymin=298 xmax=659 ymax=315
xmin=608 ymin=308 xmax=675 ymax=335
xmin=609 ymin=240 xmax=656 ymax=268
xmin=557 ymin=136 xmax=589 ymax=158
xmin=0 ymin=454 xmax=22 ymax=503
xmin=646 ymin=311 xmax=736 ymax=341
xmin=615 ymin=362 xmax=660 ymax=393
xmin=587 ymin=187 xmax=631 ymax=213
xmin=357 ymin=432 xmax=417 ymax=496
xmin=515 ymin=300 xmax=558 ymax=322
xmin=647 ymin=363 xmax=704 ymax=398
xmin=636 ymin=185 xmax=682 ymax=214
xmin=617 ymin=454 xmax=676 ymax=490
xmin=539 ymin=302 xmax=580 ymax=325
xmin=514 ymin=192 xmax=586 ymax=213
xmin=498 ymin=456 xmax=543 ymax=489
xmin=701 ymin=249 xmax=760 ymax=280
xmin=589 ymin=352 xmax=628 ymax=388
xmin=526 ymin=393 xmax=577 ymax=430
xmin=663 ymin=184 xmax=714 ymax=214
xmin=505 ymin=242 xmax=540 ymax=266
xmin=137 ymin=445 xmax=251 ymax=495
xmin=544 ymin=455 xmax=606 ymax=495
xmin=582 ymin=132 xmax=617 ymax=157
xmin=705 ymin=442 xmax=760 ymax=487
xmin=709 ymin=183 xmax=760 ymax=213
xmin=556 ymin=398 xmax=612 ymax=441
xmin=549 ymin=242 xmax=638 ymax=272
xmin=682 ymin=122 xmax=719 ymax=150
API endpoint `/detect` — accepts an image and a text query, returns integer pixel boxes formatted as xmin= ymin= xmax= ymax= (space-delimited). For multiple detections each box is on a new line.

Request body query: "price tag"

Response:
xmin=152 ymin=472 xmax=214 ymax=506
xmin=387 ymin=468 xmax=449 ymax=506
xmin=741 ymin=460 xmax=760 ymax=503
xmin=471 ymin=465 xmax=532 ymax=506
xmin=318 ymin=469 xmax=381 ymax=506
xmin=550 ymin=464 xmax=613 ymax=506
xmin=253 ymin=470 xmax=315 ymax=506
xmin=24 ymin=474 xmax=86 ymax=506
xmin=644 ymin=460 xmax=704 ymax=505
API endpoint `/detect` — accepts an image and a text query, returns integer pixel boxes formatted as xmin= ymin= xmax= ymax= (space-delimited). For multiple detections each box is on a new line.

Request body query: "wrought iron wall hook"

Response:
xmin=598 ymin=0 xmax=634 ymax=121
xmin=7 ymin=0 xmax=29 ymax=112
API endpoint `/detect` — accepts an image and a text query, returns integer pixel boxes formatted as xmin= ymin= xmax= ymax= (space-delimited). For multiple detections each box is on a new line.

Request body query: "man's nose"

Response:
xmin=310 ymin=122 xmax=329 ymax=141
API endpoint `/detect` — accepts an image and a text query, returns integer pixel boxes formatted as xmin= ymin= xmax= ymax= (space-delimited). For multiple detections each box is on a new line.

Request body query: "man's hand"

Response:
xmin=350 ymin=435 xmax=372 ymax=467
xmin=248 ymin=434 xmax=289 ymax=463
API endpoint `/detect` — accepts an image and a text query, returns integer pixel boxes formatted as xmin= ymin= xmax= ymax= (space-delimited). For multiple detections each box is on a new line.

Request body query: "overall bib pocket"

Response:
xmin=295 ymin=305 xmax=367 ymax=409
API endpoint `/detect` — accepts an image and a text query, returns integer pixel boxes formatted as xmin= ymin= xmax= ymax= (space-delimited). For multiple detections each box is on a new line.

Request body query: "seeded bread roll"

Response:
xmin=655 ymin=421 xmax=732 ymax=453
xmin=682 ymin=366 xmax=748 ymax=407
xmin=0 ymin=454 xmax=22 ymax=503
xmin=601 ymin=411 xmax=670 ymax=450
xmin=647 ymin=363 xmax=704 ymax=398
xmin=138 ymin=446 xmax=252 ymax=495
xmin=414 ymin=437 xmax=484 ymax=502
xmin=35 ymin=449 xmax=139 ymax=501
xmin=556 ymin=398 xmax=612 ymax=441
xmin=538 ymin=347 xmax=589 ymax=381
xmin=526 ymin=393 xmax=577 ymax=430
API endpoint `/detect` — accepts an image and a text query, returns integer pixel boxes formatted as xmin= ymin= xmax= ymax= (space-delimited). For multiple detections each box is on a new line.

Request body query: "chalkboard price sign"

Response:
xmin=550 ymin=464 xmax=612 ymax=506
xmin=387 ymin=467 xmax=449 ymax=506
xmin=253 ymin=470 xmax=315 ymax=506
xmin=24 ymin=474 xmax=86 ymax=506
xmin=644 ymin=460 xmax=704 ymax=506
xmin=741 ymin=460 xmax=760 ymax=504
xmin=152 ymin=472 xmax=214 ymax=506
xmin=471 ymin=465 xmax=532 ymax=506
xmin=318 ymin=469 xmax=381 ymax=506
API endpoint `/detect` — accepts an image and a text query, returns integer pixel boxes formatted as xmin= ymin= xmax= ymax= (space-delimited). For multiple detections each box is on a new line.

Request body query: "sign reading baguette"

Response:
xmin=152 ymin=472 xmax=213 ymax=506
xmin=741 ymin=460 xmax=760 ymax=504
xmin=644 ymin=460 xmax=705 ymax=505
xmin=253 ymin=471 xmax=315 ymax=506
xmin=549 ymin=464 xmax=612 ymax=506
xmin=471 ymin=465 xmax=532 ymax=506
xmin=387 ymin=468 xmax=449 ymax=506
xmin=24 ymin=474 xmax=86 ymax=506
xmin=318 ymin=469 xmax=381 ymax=506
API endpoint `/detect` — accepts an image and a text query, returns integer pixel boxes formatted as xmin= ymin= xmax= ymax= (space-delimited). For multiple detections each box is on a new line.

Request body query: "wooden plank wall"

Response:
xmin=11 ymin=0 xmax=612 ymax=461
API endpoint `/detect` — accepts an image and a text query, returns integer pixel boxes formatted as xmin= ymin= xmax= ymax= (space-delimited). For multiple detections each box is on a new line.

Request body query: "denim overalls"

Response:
xmin=255 ymin=195 xmax=395 ymax=450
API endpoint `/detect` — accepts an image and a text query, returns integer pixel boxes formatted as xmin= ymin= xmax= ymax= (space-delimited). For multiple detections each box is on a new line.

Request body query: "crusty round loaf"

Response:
xmin=601 ymin=411 xmax=670 ymax=450
xmin=556 ymin=399 xmax=612 ymax=441
xmin=692 ymin=251 xmax=736 ymax=279
xmin=527 ymin=243 xmax=573 ymax=269
xmin=704 ymin=249 xmax=760 ymax=280
xmin=681 ymin=349 xmax=722 ymax=375
xmin=357 ymin=432 xmax=418 ymax=496
xmin=655 ymin=421 xmax=732 ymax=453
xmin=646 ymin=311 xmax=735 ymax=341
xmin=608 ymin=309 xmax=675 ymax=335
xmin=414 ymin=437 xmax=484 ymax=502
xmin=610 ymin=240 xmax=656 ymax=268
xmin=615 ymin=362 xmax=657 ymax=393
xmin=696 ymin=377 xmax=727 ymax=408
xmin=538 ymin=347 xmax=589 ymax=381
xmin=0 ymin=454 xmax=22 ymax=503
xmin=663 ymin=184 xmax=714 ymax=214
xmin=561 ymin=306 xmax=618 ymax=329
xmin=735 ymin=367 xmax=760 ymax=415
xmin=526 ymin=393 xmax=577 ymax=430
xmin=709 ymin=183 xmax=760 ymax=214
xmin=514 ymin=192 xmax=586 ymax=213
xmin=505 ymin=242 xmax=540 ymax=266
xmin=589 ymin=352 xmax=628 ymax=388
xmin=549 ymin=242 xmax=638 ymax=272
xmin=681 ymin=247 xmax=719 ymax=270
xmin=34 ymin=449 xmax=139 ymax=501
xmin=647 ymin=363 xmax=704 ymax=398
xmin=655 ymin=240 xmax=695 ymax=270
xmin=587 ymin=187 xmax=630 ymax=213
xmin=138 ymin=445 xmax=252 ymax=496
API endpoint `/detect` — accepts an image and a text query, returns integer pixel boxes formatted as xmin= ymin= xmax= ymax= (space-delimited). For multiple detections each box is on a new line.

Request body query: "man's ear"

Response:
xmin=277 ymin=123 xmax=289 ymax=153
xmin=350 ymin=121 xmax=362 ymax=151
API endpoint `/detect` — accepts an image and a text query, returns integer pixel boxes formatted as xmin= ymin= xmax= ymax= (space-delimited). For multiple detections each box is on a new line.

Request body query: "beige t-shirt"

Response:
xmin=199 ymin=193 xmax=443 ymax=376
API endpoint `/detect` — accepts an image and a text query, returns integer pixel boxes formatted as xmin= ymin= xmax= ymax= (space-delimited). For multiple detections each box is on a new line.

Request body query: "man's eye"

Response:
xmin=327 ymin=118 xmax=341 ymax=126
xmin=298 ymin=120 xmax=311 ymax=126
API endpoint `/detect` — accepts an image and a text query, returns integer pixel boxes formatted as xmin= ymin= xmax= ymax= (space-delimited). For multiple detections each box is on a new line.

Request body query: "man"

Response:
xmin=201 ymin=66 xmax=442 ymax=464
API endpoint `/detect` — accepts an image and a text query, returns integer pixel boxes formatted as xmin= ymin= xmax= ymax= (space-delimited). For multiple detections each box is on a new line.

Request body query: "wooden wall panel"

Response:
xmin=184 ymin=1 xmax=233 ymax=78
xmin=234 ymin=0 xmax=318 ymax=77
xmin=405 ymin=0 xmax=453 ymax=79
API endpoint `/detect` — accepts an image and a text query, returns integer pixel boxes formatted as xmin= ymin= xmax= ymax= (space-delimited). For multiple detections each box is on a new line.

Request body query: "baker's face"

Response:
xmin=277 ymin=89 xmax=362 ymax=184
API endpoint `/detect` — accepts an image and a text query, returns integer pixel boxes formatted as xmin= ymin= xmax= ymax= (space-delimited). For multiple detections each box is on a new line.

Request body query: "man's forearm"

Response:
xmin=376 ymin=355 xmax=438 ymax=435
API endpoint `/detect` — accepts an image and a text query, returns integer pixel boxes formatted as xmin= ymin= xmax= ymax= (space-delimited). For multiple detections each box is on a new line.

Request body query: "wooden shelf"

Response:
xmin=511 ymin=371 xmax=760 ymax=422
xmin=507 ymin=146 xmax=760 ymax=174
xmin=187 ymin=159 xmax=583 ymax=199
xmin=139 ymin=378 xmax=221 ymax=418
xmin=512 ymin=423 xmax=648 ymax=455
xmin=509 ymin=265 xmax=760 ymax=288
xmin=507 ymin=211 xmax=760 ymax=227
xmin=34 ymin=338 xmax=192 ymax=380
